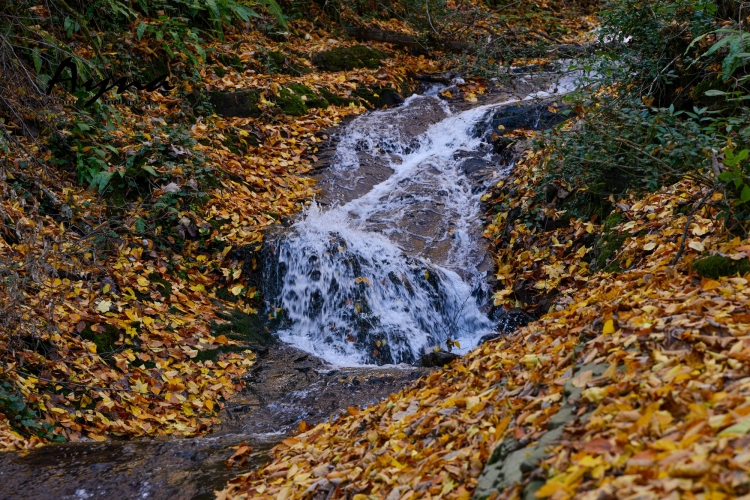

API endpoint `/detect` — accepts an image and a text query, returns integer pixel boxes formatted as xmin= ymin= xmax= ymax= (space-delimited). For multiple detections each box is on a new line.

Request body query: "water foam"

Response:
xmin=274 ymin=74 xmax=579 ymax=366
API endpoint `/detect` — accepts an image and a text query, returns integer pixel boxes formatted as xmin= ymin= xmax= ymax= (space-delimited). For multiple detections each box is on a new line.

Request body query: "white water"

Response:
xmin=274 ymin=74 xmax=579 ymax=366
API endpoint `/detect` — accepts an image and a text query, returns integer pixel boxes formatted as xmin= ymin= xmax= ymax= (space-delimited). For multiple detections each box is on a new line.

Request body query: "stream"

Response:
xmin=0 ymin=69 xmax=578 ymax=500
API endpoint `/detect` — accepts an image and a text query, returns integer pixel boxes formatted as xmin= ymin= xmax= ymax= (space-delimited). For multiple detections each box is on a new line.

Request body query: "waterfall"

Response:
xmin=271 ymin=74 xmax=579 ymax=366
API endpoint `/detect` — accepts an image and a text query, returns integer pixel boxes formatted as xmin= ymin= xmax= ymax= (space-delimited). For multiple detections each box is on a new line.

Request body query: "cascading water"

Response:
xmin=272 ymin=74 xmax=579 ymax=366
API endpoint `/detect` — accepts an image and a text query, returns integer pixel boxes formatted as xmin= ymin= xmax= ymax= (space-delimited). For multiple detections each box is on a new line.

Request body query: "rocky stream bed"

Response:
xmin=0 ymin=68 xmax=578 ymax=500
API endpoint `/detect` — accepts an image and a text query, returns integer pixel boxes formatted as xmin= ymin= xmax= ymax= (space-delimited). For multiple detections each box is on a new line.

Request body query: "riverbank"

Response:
xmin=219 ymin=141 xmax=750 ymax=498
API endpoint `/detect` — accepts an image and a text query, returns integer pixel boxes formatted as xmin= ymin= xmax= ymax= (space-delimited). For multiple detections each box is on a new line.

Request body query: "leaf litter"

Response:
xmin=218 ymin=135 xmax=750 ymax=499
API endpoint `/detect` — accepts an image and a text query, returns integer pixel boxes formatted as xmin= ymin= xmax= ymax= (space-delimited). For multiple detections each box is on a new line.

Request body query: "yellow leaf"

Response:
xmin=535 ymin=481 xmax=570 ymax=498
xmin=133 ymin=379 xmax=148 ymax=394
xmin=688 ymin=241 xmax=705 ymax=252
xmin=603 ymin=319 xmax=615 ymax=335
xmin=230 ymin=284 xmax=244 ymax=296
xmin=97 ymin=300 xmax=112 ymax=313
xmin=582 ymin=387 xmax=607 ymax=402
xmin=190 ymin=284 xmax=205 ymax=292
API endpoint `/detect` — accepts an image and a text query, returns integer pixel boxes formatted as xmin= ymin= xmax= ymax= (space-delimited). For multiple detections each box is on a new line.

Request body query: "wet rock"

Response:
xmin=489 ymin=102 xmax=570 ymax=133
xmin=220 ymin=342 xmax=428 ymax=434
xmin=479 ymin=332 xmax=502 ymax=344
xmin=493 ymin=307 xmax=534 ymax=333
xmin=420 ymin=350 xmax=460 ymax=367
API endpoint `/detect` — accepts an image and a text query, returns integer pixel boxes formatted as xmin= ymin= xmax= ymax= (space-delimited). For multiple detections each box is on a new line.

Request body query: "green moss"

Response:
xmin=262 ymin=51 xmax=310 ymax=75
xmin=215 ymin=286 xmax=239 ymax=303
xmin=594 ymin=231 xmax=628 ymax=272
xmin=692 ymin=255 xmax=750 ymax=279
xmin=275 ymin=87 xmax=308 ymax=116
xmin=604 ymin=212 xmax=623 ymax=230
xmin=286 ymin=84 xmax=329 ymax=109
xmin=196 ymin=309 xmax=276 ymax=362
xmin=319 ymin=87 xmax=351 ymax=106
xmin=312 ymin=45 xmax=385 ymax=71
xmin=209 ymin=89 xmax=263 ymax=118
xmin=147 ymin=272 xmax=172 ymax=298
xmin=80 ymin=324 xmax=122 ymax=358
xmin=211 ymin=309 xmax=274 ymax=343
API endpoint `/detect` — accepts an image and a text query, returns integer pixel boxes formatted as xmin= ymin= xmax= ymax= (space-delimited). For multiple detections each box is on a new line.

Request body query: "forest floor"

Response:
xmin=5 ymin=2 xmax=750 ymax=500
xmin=220 ymin=149 xmax=750 ymax=500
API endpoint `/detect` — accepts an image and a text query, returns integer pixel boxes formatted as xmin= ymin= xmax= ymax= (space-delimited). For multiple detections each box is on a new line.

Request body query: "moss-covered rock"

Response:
xmin=286 ymin=84 xmax=329 ymax=109
xmin=312 ymin=45 xmax=385 ymax=71
xmin=319 ymin=87 xmax=351 ymax=106
xmin=593 ymin=229 xmax=628 ymax=272
xmin=692 ymin=255 xmax=750 ymax=279
xmin=261 ymin=51 xmax=310 ymax=75
xmin=275 ymin=87 xmax=308 ymax=116
xmin=80 ymin=324 xmax=122 ymax=358
xmin=196 ymin=309 xmax=277 ymax=362
xmin=352 ymin=85 xmax=404 ymax=108
xmin=208 ymin=90 xmax=262 ymax=118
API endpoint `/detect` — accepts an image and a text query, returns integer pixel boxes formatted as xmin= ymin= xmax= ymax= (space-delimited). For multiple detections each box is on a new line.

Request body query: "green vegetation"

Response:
xmin=311 ymin=45 xmax=385 ymax=71
xmin=692 ymin=255 xmax=750 ymax=279
xmin=79 ymin=324 xmax=122 ymax=358
xmin=535 ymin=0 xmax=750 ymax=233
xmin=0 ymin=382 xmax=63 ymax=441
xmin=196 ymin=309 xmax=276 ymax=362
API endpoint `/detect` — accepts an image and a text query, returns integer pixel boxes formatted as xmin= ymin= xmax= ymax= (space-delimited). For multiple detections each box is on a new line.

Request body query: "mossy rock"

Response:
xmin=603 ymin=212 xmax=623 ymax=230
xmin=286 ymin=84 xmax=329 ymax=109
xmin=261 ymin=51 xmax=310 ymax=75
xmin=352 ymin=85 xmax=404 ymax=108
xmin=209 ymin=90 xmax=262 ymax=118
xmin=311 ymin=45 xmax=386 ymax=71
xmin=692 ymin=255 xmax=750 ymax=279
xmin=274 ymin=85 xmax=330 ymax=115
xmin=211 ymin=309 xmax=276 ymax=344
xmin=593 ymin=230 xmax=628 ymax=272
xmin=80 ymin=324 xmax=122 ymax=358
xmin=319 ymin=87 xmax=352 ymax=106
xmin=275 ymin=87 xmax=308 ymax=116
xmin=197 ymin=310 xmax=277 ymax=362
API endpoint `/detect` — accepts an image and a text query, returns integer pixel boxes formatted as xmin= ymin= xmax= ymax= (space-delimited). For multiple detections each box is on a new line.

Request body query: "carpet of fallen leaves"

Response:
xmin=218 ymin=131 xmax=750 ymax=498
xmin=0 ymin=16 xmax=442 ymax=451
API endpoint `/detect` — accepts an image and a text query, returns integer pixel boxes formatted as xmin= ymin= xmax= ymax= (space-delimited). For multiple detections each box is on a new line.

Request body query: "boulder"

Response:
xmin=420 ymin=350 xmax=459 ymax=367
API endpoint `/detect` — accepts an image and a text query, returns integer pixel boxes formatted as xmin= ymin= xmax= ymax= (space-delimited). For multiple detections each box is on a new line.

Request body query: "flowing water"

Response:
xmin=0 ymin=70 xmax=580 ymax=499
xmin=270 ymin=74 xmax=578 ymax=366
